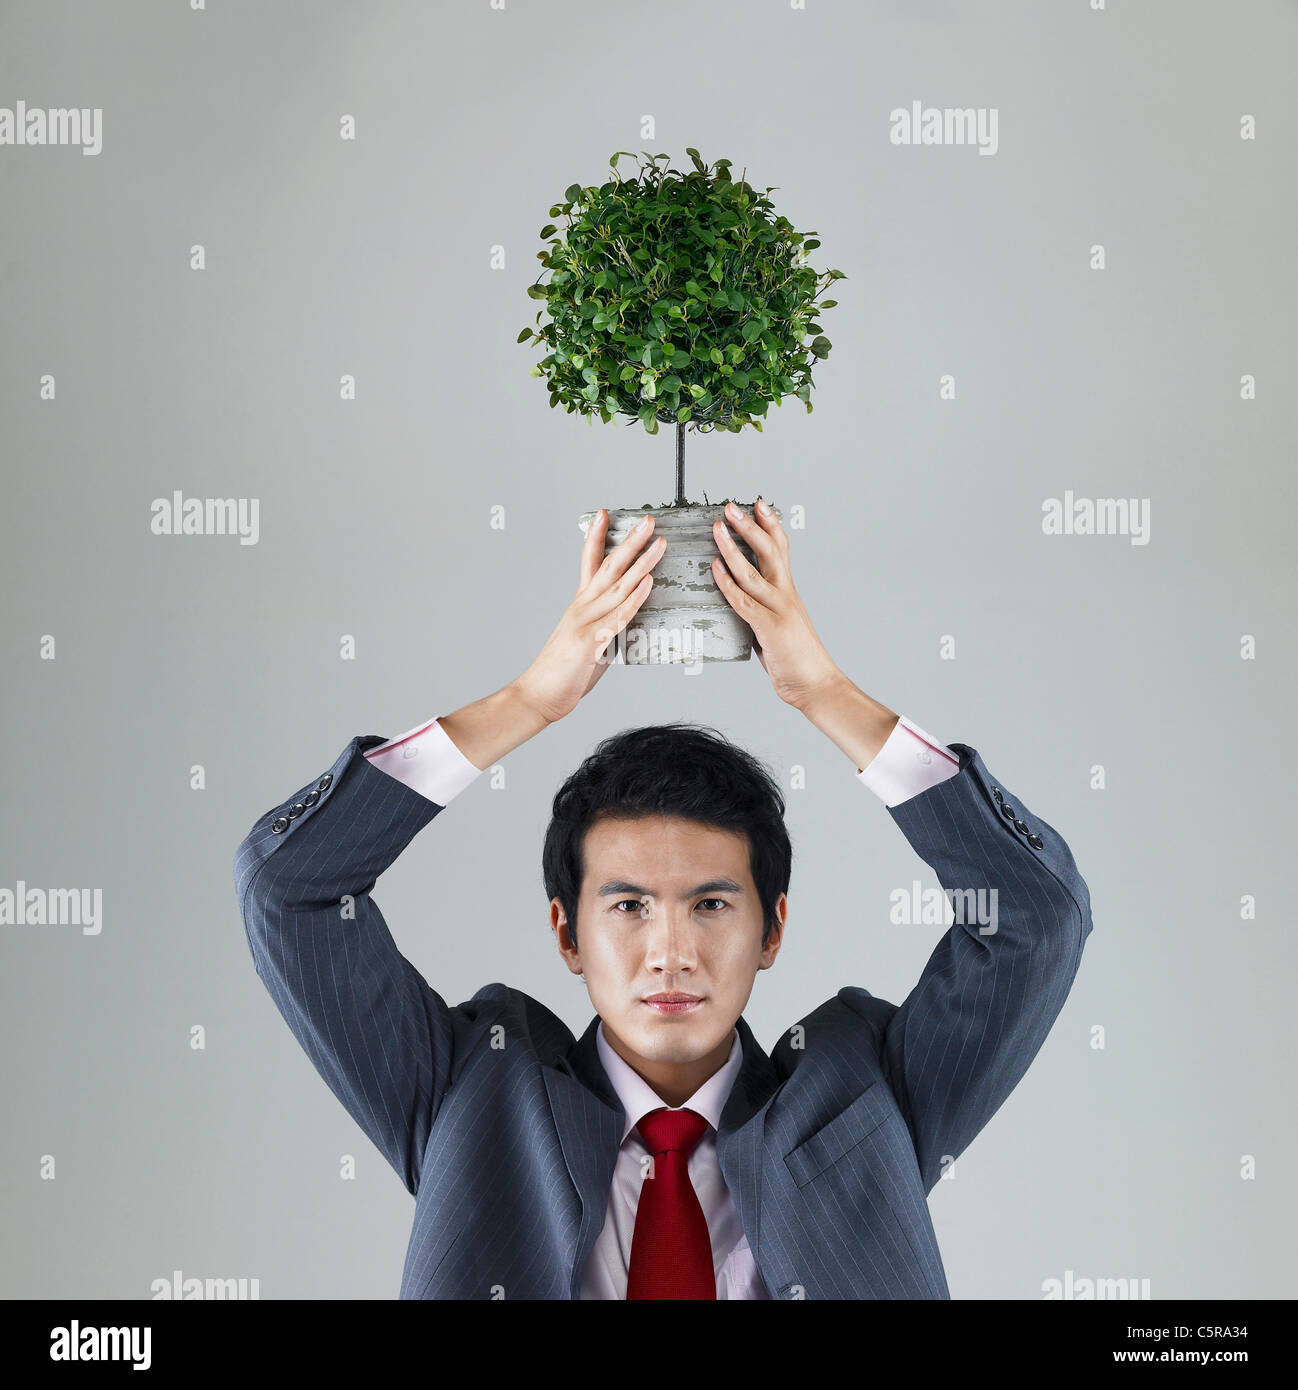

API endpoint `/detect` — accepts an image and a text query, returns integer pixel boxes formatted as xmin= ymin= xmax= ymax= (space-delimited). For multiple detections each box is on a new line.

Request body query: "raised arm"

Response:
xmin=232 ymin=506 xmax=667 ymax=1194
xmin=860 ymin=735 xmax=1091 ymax=1193
xmin=711 ymin=501 xmax=1094 ymax=1193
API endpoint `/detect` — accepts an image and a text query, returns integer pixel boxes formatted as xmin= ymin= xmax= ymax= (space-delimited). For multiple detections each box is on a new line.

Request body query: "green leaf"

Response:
xmin=540 ymin=224 xmax=557 ymax=239
xmin=676 ymin=405 xmax=693 ymax=422
xmin=529 ymin=152 xmax=838 ymax=427
xmin=819 ymin=299 xmax=838 ymax=308
xmin=810 ymin=336 xmax=831 ymax=358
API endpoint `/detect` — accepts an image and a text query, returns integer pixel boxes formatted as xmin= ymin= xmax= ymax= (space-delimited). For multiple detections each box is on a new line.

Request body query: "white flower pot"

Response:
xmin=577 ymin=502 xmax=781 ymax=665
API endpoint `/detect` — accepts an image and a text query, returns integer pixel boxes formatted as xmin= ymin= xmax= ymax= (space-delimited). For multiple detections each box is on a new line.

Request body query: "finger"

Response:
xmin=582 ymin=512 xmax=657 ymax=598
xmin=753 ymin=496 xmax=790 ymax=558
xmin=582 ymin=534 xmax=666 ymax=625
xmin=578 ymin=508 xmax=608 ymax=590
xmin=711 ymin=554 xmax=771 ymax=626
xmin=722 ymin=501 xmax=785 ymax=581
xmin=590 ymin=572 xmax=654 ymax=654
xmin=713 ymin=516 xmax=776 ymax=602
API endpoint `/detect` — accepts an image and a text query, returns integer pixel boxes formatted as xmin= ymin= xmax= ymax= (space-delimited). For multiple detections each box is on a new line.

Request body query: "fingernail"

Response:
xmin=757 ymin=498 xmax=770 ymax=515
xmin=634 ymin=516 xmax=649 ymax=532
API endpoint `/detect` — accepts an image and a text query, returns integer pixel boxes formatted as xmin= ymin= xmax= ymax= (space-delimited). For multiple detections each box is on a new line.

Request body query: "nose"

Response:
xmin=642 ymin=904 xmax=699 ymax=977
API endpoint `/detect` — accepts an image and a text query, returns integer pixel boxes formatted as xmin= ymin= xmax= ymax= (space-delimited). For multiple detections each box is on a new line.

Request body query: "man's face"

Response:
xmin=550 ymin=813 xmax=785 ymax=1101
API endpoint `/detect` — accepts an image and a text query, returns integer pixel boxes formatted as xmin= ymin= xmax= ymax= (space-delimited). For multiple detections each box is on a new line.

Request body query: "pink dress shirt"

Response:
xmin=360 ymin=710 xmax=960 ymax=1297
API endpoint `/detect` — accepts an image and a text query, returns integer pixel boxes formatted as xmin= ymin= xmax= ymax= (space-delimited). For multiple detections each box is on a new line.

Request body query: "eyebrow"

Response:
xmin=596 ymin=878 xmax=745 ymax=898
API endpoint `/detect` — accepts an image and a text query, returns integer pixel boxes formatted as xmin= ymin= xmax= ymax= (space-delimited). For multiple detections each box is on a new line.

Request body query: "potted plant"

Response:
xmin=518 ymin=148 xmax=844 ymax=664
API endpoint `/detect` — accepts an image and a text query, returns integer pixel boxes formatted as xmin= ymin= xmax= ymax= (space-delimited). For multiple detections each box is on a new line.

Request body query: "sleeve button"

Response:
xmin=270 ymin=817 xmax=289 ymax=834
xmin=316 ymin=774 xmax=334 ymax=792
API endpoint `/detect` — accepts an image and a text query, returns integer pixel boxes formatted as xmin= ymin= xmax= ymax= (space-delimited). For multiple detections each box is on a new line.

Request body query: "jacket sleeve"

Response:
xmin=233 ymin=733 xmax=465 ymax=1196
xmin=842 ymin=741 xmax=1093 ymax=1195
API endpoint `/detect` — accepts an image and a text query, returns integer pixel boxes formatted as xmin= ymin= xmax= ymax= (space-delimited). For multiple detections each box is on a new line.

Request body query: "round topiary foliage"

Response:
xmin=518 ymin=148 xmax=845 ymax=436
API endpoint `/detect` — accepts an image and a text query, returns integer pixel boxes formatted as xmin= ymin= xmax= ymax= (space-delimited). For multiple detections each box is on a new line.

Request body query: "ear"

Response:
xmin=550 ymin=897 xmax=583 ymax=975
xmin=758 ymin=892 xmax=787 ymax=970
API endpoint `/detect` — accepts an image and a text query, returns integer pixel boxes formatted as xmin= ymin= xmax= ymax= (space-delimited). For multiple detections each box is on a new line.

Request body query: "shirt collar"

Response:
xmin=596 ymin=1018 xmax=743 ymax=1144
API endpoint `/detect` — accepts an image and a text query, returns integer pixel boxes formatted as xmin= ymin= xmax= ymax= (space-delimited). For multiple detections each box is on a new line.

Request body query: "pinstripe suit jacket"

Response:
xmin=234 ymin=732 xmax=1092 ymax=1299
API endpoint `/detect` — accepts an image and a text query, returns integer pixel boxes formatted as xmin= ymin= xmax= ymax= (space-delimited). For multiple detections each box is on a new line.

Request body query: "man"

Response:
xmin=234 ymin=500 xmax=1093 ymax=1299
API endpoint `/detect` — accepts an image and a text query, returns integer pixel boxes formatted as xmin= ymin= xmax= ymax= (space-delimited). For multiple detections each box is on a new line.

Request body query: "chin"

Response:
xmin=628 ymin=1018 xmax=721 ymax=1063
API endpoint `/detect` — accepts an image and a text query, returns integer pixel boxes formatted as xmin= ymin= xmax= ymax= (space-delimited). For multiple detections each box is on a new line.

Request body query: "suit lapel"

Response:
xmin=543 ymin=1015 xmax=624 ymax=1298
xmin=716 ymin=1015 xmax=785 ymax=1291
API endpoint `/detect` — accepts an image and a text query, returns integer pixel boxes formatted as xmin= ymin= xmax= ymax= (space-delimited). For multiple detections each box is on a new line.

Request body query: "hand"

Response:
xmin=512 ymin=510 xmax=666 ymax=724
xmin=711 ymin=499 xmax=844 ymax=711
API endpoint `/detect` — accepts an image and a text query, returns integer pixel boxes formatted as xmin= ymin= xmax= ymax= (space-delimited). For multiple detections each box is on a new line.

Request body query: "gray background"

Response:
xmin=1 ymin=0 xmax=1293 ymax=1299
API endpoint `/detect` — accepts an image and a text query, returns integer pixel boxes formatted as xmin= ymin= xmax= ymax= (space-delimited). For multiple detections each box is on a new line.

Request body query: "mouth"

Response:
xmin=642 ymin=993 xmax=703 ymax=1015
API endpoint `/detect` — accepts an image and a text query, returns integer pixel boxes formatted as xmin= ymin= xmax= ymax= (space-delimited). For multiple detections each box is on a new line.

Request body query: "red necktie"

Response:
xmin=626 ymin=1107 xmax=717 ymax=1300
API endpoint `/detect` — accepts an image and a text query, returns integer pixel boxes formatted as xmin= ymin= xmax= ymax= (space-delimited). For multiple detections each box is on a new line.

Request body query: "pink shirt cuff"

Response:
xmin=363 ymin=717 xmax=484 ymax=807
xmin=857 ymin=715 xmax=961 ymax=807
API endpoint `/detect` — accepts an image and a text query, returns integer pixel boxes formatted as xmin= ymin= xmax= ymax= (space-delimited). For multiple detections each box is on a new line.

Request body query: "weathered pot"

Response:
xmin=577 ymin=502 xmax=781 ymax=665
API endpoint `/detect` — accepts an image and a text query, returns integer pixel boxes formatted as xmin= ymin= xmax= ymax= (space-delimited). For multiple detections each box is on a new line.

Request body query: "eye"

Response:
xmin=613 ymin=898 xmax=649 ymax=914
xmin=697 ymin=898 xmax=729 ymax=912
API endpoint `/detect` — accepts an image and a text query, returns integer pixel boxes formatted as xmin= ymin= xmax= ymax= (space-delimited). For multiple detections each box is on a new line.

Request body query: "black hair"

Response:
xmin=542 ymin=722 xmax=792 ymax=952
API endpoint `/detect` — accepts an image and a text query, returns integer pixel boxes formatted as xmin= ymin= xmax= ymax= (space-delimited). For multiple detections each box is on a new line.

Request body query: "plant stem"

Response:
xmin=675 ymin=422 xmax=686 ymax=506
